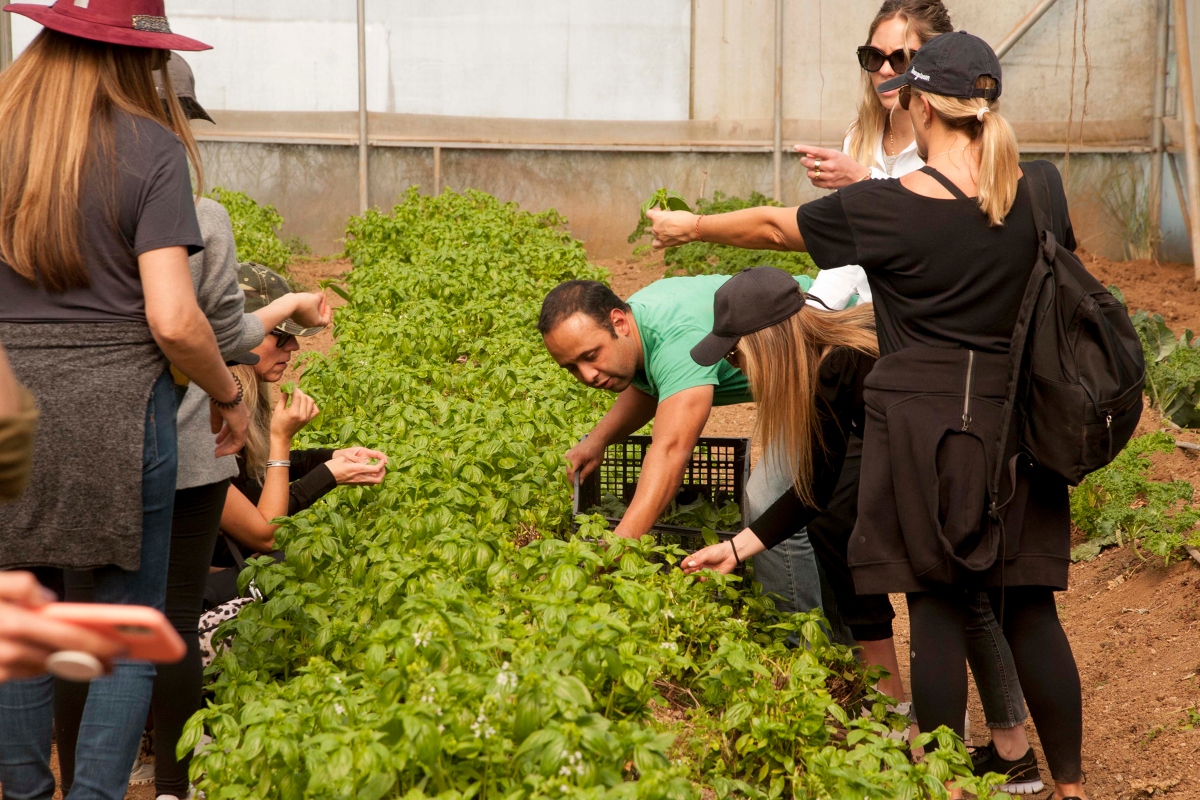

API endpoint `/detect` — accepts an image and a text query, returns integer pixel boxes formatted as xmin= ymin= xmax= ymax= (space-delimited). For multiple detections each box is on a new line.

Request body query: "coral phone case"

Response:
xmin=39 ymin=603 xmax=186 ymax=663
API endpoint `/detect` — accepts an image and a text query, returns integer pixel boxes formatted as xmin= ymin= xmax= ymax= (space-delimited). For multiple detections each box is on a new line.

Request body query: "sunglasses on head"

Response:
xmin=857 ymin=45 xmax=912 ymax=74
xmin=271 ymin=330 xmax=296 ymax=348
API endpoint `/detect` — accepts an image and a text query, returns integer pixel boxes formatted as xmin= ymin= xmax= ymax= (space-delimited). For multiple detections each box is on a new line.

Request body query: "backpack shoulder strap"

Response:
xmin=918 ymin=165 xmax=971 ymax=200
xmin=1022 ymin=160 xmax=1057 ymax=239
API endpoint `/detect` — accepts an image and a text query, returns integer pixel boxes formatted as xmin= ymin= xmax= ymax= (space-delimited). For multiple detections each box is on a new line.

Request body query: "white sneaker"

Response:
xmin=129 ymin=729 xmax=155 ymax=785
xmin=128 ymin=758 xmax=156 ymax=785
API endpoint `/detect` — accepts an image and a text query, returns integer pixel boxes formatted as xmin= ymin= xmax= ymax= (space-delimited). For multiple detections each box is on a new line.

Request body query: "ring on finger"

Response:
xmin=815 ymin=168 xmax=821 ymax=178
xmin=814 ymin=159 xmax=821 ymax=169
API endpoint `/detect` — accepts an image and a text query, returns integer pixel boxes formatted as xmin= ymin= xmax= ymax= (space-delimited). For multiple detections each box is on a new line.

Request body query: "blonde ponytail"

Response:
xmin=919 ymin=76 xmax=1020 ymax=226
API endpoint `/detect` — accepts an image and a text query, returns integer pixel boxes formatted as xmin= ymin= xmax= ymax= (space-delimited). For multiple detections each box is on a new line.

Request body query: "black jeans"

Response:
xmin=54 ymin=480 xmax=229 ymax=797
xmin=907 ymin=586 xmax=1083 ymax=782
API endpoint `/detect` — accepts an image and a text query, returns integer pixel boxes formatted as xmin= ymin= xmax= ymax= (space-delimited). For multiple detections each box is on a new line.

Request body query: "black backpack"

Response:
xmin=995 ymin=161 xmax=1145 ymax=488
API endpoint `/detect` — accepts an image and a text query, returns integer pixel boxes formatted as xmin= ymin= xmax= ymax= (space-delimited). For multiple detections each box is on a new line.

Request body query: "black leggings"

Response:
xmin=907 ymin=586 xmax=1082 ymax=782
xmin=55 ymin=480 xmax=229 ymax=796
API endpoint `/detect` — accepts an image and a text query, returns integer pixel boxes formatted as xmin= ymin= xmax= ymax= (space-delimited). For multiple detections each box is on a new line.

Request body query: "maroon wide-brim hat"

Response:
xmin=4 ymin=0 xmax=211 ymax=51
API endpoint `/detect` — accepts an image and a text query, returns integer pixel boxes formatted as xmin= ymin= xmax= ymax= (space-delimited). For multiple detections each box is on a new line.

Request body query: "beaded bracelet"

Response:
xmin=209 ymin=370 xmax=244 ymax=409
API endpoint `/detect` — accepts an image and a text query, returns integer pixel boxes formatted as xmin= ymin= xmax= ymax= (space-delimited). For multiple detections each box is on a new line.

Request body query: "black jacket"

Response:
xmin=848 ymin=347 xmax=1070 ymax=594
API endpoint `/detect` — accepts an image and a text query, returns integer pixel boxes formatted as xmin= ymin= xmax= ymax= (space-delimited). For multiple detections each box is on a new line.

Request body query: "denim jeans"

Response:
xmin=0 ymin=371 xmax=177 ymax=800
xmin=965 ymin=591 xmax=1029 ymax=728
xmin=744 ymin=445 xmax=855 ymax=645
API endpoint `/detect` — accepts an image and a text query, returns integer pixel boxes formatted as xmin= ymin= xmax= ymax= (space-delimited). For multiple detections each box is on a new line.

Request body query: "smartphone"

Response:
xmin=39 ymin=603 xmax=186 ymax=663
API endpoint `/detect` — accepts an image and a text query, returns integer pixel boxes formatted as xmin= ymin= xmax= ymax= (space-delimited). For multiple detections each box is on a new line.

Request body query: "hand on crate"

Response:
xmin=565 ymin=437 xmax=605 ymax=483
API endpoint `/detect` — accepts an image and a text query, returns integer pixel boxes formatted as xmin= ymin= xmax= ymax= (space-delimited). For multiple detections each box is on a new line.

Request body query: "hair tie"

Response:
xmin=976 ymin=106 xmax=991 ymax=121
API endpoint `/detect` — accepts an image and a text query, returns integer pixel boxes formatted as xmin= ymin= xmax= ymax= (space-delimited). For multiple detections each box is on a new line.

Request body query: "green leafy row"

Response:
xmin=185 ymin=188 xmax=996 ymax=800
xmin=208 ymin=186 xmax=297 ymax=272
xmin=629 ymin=191 xmax=818 ymax=279
xmin=1070 ymin=432 xmax=1200 ymax=564
xmin=1131 ymin=308 xmax=1200 ymax=428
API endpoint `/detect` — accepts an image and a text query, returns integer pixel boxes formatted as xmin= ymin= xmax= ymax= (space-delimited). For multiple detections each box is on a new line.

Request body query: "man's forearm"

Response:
xmin=613 ymin=439 xmax=690 ymax=539
xmin=589 ymin=389 xmax=657 ymax=448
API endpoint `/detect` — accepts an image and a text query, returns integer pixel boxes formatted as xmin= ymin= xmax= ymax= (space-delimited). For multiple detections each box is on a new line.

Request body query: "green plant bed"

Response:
xmin=629 ymin=191 xmax=818 ymax=279
xmin=207 ymin=186 xmax=297 ymax=272
xmin=185 ymin=188 xmax=998 ymax=800
xmin=1070 ymin=432 xmax=1200 ymax=564
xmin=1131 ymin=307 xmax=1200 ymax=428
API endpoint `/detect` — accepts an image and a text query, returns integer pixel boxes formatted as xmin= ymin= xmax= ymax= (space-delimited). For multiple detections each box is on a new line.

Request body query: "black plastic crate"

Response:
xmin=572 ymin=435 xmax=751 ymax=553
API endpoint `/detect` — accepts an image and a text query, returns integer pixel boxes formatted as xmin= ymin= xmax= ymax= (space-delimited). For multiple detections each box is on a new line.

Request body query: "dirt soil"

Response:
xmin=44 ymin=249 xmax=1197 ymax=800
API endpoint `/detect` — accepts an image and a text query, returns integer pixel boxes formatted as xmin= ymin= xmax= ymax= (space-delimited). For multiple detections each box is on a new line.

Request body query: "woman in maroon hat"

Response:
xmin=0 ymin=3 xmax=245 ymax=799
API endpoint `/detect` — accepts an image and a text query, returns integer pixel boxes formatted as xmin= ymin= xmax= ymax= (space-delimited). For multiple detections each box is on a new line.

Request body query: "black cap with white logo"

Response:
xmin=878 ymin=30 xmax=1001 ymax=101
xmin=690 ymin=267 xmax=808 ymax=367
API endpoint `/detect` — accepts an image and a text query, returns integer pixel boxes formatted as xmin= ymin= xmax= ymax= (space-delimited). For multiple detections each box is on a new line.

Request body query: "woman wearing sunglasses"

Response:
xmin=212 ymin=266 xmax=388 ymax=567
xmin=654 ymin=31 xmax=1087 ymax=800
xmin=795 ymin=0 xmax=952 ymax=310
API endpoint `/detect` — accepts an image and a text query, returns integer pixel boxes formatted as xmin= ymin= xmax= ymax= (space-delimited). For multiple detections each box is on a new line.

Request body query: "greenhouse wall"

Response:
xmin=8 ymin=0 xmax=1200 ymax=261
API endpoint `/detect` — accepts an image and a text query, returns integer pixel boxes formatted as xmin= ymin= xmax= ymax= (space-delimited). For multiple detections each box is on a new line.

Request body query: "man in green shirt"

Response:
xmin=538 ymin=274 xmax=845 ymax=627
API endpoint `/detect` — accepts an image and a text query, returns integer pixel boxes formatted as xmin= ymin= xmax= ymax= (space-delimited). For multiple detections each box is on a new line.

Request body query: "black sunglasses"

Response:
xmin=897 ymin=84 xmax=913 ymax=111
xmin=271 ymin=330 xmax=296 ymax=348
xmin=724 ymin=346 xmax=740 ymax=368
xmin=857 ymin=45 xmax=912 ymax=74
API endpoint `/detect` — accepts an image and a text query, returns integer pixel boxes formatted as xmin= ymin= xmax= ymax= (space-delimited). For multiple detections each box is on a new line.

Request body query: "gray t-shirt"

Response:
xmin=0 ymin=111 xmax=204 ymax=322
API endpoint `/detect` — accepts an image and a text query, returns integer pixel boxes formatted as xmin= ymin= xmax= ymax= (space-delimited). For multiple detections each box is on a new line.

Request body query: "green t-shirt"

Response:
xmin=628 ymin=273 xmax=814 ymax=407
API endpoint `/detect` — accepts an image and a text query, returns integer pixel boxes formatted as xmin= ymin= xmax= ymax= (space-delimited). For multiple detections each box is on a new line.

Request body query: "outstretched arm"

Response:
xmin=647 ymin=207 xmax=806 ymax=252
xmin=613 ymin=385 xmax=713 ymax=540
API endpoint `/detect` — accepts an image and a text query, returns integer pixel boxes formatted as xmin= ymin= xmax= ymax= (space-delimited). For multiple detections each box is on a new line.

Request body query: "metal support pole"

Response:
xmin=1 ymin=10 xmax=13 ymax=71
xmin=1171 ymin=152 xmax=1194 ymax=236
xmin=772 ymin=0 xmax=783 ymax=202
xmin=995 ymin=0 xmax=1061 ymax=60
xmin=1173 ymin=0 xmax=1200 ymax=276
xmin=1149 ymin=0 xmax=1171 ymax=257
xmin=356 ymin=0 xmax=369 ymax=213
xmin=432 ymin=145 xmax=442 ymax=194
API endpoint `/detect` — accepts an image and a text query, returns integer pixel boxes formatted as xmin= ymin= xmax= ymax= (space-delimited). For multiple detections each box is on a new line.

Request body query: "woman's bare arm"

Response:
xmin=647 ymin=206 xmax=807 ymax=252
xmin=220 ymin=484 xmax=280 ymax=553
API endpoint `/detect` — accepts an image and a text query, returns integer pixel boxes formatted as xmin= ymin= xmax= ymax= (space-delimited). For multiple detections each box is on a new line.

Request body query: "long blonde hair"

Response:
xmin=233 ymin=365 xmax=274 ymax=483
xmin=915 ymin=76 xmax=1020 ymax=226
xmin=847 ymin=1 xmax=953 ymax=168
xmin=0 ymin=30 xmax=203 ymax=291
xmin=739 ymin=305 xmax=878 ymax=509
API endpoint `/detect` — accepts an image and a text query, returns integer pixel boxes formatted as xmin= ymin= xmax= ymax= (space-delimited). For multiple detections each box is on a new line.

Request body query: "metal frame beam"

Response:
xmin=356 ymin=0 xmax=368 ymax=213
xmin=996 ymin=0 xmax=1061 ymax=60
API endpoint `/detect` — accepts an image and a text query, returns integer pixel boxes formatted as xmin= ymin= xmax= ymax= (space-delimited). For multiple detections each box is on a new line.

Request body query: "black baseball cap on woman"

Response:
xmin=878 ymin=30 xmax=1001 ymax=100
xmin=691 ymin=267 xmax=808 ymax=367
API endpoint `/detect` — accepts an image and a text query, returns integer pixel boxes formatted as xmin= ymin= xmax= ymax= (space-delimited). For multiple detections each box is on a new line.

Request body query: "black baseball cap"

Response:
xmin=878 ymin=30 xmax=1001 ymax=101
xmin=691 ymin=267 xmax=807 ymax=367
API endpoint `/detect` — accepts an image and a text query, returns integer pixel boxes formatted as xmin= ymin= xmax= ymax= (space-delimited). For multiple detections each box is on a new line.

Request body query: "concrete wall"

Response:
xmin=199 ymin=138 xmax=1184 ymax=266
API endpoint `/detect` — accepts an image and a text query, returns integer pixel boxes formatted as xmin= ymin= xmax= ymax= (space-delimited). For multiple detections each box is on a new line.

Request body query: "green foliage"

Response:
xmin=629 ymin=191 xmax=818 ymax=279
xmin=1132 ymin=309 xmax=1200 ymax=428
xmin=591 ymin=493 xmax=742 ymax=532
xmin=186 ymin=188 xmax=995 ymax=799
xmin=208 ymin=186 xmax=294 ymax=271
xmin=1070 ymin=433 xmax=1200 ymax=564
